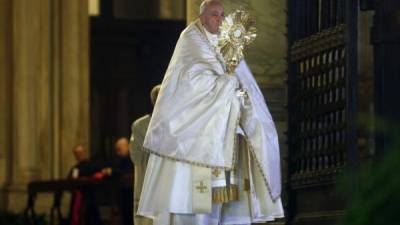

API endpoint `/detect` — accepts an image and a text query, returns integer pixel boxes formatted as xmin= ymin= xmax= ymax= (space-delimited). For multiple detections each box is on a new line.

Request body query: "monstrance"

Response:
xmin=218 ymin=9 xmax=257 ymax=73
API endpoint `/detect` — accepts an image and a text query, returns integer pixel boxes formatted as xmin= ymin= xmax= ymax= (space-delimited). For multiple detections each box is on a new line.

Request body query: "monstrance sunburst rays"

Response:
xmin=218 ymin=9 xmax=257 ymax=73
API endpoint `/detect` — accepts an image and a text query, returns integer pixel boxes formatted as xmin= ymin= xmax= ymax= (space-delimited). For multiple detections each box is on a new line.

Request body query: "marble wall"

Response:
xmin=0 ymin=0 xmax=89 ymax=212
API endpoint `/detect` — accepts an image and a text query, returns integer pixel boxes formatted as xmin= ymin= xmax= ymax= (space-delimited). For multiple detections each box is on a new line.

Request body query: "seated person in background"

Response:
xmin=129 ymin=84 xmax=161 ymax=225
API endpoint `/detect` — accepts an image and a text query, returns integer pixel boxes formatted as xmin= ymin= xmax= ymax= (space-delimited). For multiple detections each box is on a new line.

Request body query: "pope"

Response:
xmin=137 ymin=1 xmax=284 ymax=224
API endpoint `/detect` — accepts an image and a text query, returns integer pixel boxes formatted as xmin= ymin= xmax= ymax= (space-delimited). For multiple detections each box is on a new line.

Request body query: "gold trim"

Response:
xmin=143 ymin=147 xmax=234 ymax=171
xmin=142 ymin=125 xmax=280 ymax=202
xmin=194 ymin=20 xmax=227 ymax=72
xmin=212 ymin=185 xmax=239 ymax=203
xmin=142 ymin=106 xmax=241 ymax=171
xmin=243 ymin=136 xmax=281 ymax=202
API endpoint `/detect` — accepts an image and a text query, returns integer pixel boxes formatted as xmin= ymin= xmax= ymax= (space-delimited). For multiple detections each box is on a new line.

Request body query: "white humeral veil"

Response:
xmin=138 ymin=20 xmax=284 ymax=223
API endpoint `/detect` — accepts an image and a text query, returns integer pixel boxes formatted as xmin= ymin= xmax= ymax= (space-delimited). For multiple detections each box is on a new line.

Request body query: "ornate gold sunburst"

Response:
xmin=218 ymin=9 xmax=257 ymax=73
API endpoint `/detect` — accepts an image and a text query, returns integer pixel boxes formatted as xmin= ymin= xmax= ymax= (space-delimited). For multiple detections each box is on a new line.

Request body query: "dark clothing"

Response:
xmin=109 ymin=156 xmax=134 ymax=177
xmin=109 ymin=156 xmax=134 ymax=225
xmin=68 ymin=159 xmax=98 ymax=178
xmin=67 ymin=160 xmax=103 ymax=225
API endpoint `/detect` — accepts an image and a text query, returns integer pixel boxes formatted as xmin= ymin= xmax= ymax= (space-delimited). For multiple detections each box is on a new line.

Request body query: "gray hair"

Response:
xmin=199 ymin=0 xmax=221 ymax=15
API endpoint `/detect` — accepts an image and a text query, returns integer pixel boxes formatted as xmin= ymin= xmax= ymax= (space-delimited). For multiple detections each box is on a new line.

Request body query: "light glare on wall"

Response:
xmin=89 ymin=0 xmax=100 ymax=16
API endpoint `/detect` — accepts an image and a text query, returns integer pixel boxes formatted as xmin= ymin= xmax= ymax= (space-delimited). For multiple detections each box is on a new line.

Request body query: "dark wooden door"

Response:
xmin=90 ymin=18 xmax=185 ymax=160
xmin=287 ymin=1 xmax=358 ymax=224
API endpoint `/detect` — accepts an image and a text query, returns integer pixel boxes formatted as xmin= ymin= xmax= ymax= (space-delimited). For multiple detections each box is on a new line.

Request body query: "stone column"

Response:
xmin=8 ymin=0 xmax=46 ymax=207
xmin=0 ymin=0 xmax=89 ymax=212
xmin=60 ymin=0 xmax=90 ymax=177
xmin=0 ymin=0 xmax=12 ymax=209
xmin=186 ymin=0 xmax=202 ymax=24
xmin=158 ymin=0 xmax=186 ymax=20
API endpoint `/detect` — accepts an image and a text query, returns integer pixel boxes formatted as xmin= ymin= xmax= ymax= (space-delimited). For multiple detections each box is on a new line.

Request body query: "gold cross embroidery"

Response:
xmin=212 ymin=168 xmax=221 ymax=177
xmin=195 ymin=181 xmax=208 ymax=193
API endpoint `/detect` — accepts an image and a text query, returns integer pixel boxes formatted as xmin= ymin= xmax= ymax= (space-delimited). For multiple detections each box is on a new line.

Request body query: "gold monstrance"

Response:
xmin=218 ymin=9 xmax=257 ymax=73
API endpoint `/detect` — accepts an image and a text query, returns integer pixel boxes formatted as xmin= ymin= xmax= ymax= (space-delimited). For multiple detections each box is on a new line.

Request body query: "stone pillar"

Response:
xmin=186 ymin=0 xmax=202 ymax=24
xmin=60 ymin=0 xmax=90 ymax=177
xmin=6 ymin=0 xmax=46 ymax=210
xmin=0 ymin=0 xmax=89 ymax=212
xmin=0 ymin=0 xmax=12 ymax=210
xmin=158 ymin=0 xmax=186 ymax=20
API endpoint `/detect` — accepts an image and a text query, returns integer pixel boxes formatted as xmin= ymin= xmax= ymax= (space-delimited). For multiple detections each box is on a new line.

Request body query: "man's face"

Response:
xmin=115 ymin=139 xmax=129 ymax=157
xmin=73 ymin=146 xmax=87 ymax=162
xmin=200 ymin=3 xmax=225 ymax=34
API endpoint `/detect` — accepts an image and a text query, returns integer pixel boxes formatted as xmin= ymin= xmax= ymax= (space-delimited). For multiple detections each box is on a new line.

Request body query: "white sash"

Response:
xmin=192 ymin=166 xmax=212 ymax=213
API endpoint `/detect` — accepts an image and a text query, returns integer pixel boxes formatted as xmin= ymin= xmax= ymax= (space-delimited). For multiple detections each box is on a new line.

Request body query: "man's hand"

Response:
xmin=236 ymin=89 xmax=248 ymax=98
xmin=102 ymin=167 xmax=113 ymax=176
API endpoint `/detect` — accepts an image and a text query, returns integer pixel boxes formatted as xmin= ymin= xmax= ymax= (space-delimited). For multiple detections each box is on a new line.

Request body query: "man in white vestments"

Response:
xmin=138 ymin=1 xmax=285 ymax=224
xmin=130 ymin=85 xmax=161 ymax=225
